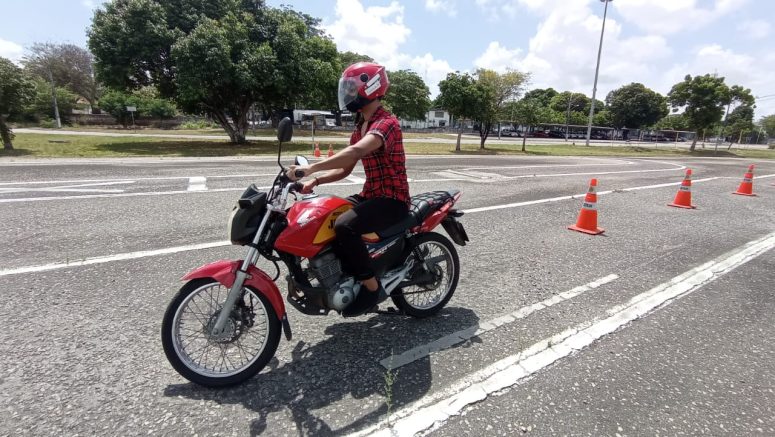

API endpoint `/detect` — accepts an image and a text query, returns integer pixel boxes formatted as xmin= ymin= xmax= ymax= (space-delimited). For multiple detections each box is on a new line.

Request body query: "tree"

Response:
xmin=605 ymin=83 xmax=668 ymax=129
xmin=22 ymin=43 xmax=100 ymax=110
xmin=725 ymin=105 xmax=755 ymax=145
xmin=653 ymin=113 xmax=690 ymax=131
xmin=504 ymin=99 xmax=545 ymax=152
xmin=522 ymin=88 xmax=558 ymax=107
xmin=667 ymin=74 xmax=734 ymax=151
xmin=382 ymin=70 xmax=431 ymax=122
xmin=0 ymin=57 xmax=35 ymax=150
xmin=471 ymin=69 xmax=530 ymax=149
xmin=89 ymin=0 xmax=339 ymax=143
xmin=97 ymin=88 xmax=177 ymax=127
xmin=23 ymin=78 xmax=79 ymax=124
xmin=437 ymin=72 xmax=481 ymax=151
xmin=549 ymin=92 xmax=589 ymax=114
xmin=759 ymin=114 xmax=775 ymax=137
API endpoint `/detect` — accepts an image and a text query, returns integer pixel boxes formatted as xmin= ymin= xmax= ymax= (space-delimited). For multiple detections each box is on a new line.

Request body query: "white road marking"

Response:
xmin=0 ymin=176 xmax=726 ymax=274
xmin=462 ymin=177 xmax=720 ymax=214
xmin=352 ymin=232 xmax=775 ymax=437
xmin=187 ymin=176 xmax=207 ymax=191
xmin=0 ymin=174 xmax=277 ymax=186
xmin=0 ymin=241 xmax=232 ymax=277
xmin=461 ymin=160 xmax=635 ymax=171
xmin=0 ymin=180 xmax=134 ymax=194
xmin=380 ymin=274 xmax=619 ymax=370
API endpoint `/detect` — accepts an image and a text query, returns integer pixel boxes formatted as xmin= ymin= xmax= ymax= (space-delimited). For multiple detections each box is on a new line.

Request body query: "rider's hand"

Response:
xmin=287 ymin=165 xmax=310 ymax=182
xmin=301 ymin=178 xmax=318 ymax=194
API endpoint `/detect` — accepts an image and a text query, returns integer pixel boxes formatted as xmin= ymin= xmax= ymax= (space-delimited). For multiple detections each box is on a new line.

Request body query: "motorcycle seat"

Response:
xmin=364 ymin=190 xmax=459 ymax=241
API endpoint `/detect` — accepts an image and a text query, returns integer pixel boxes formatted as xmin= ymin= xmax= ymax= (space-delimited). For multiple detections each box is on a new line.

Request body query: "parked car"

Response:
xmin=532 ymin=131 xmax=549 ymax=138
xmin=548 ymin=130 xmax=565 ymax=138
xmin=501 ymin=129 xmax=522 ymax=137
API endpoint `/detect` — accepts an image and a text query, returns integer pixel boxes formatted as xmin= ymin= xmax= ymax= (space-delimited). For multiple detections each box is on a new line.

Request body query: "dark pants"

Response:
xmin=334 ymin=195 xmax=409 ymax=281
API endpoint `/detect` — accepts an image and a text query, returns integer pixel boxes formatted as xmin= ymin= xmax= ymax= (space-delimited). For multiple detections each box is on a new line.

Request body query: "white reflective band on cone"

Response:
xmin=679 ymin=186 xmax=691 ymax=192
xmin=743 ymin=178 xmax=753 ymax=182
xmin=582 ymin=202 xmax=597 ymax=210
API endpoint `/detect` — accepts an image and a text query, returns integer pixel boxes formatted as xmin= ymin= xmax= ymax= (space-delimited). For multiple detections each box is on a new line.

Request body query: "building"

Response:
xmin=399 ymin=108 xmax=450 ymax=129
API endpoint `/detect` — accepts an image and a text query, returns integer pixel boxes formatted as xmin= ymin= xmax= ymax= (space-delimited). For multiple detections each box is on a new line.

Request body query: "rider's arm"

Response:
xmin=314 ymin=164 xmax=356 ymax=186
xmin=307 ymin=134 xmax=382 ymax=175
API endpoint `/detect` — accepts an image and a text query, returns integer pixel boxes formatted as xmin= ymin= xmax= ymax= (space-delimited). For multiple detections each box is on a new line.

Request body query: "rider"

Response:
xmin=288 ymin=62 xmax=410 ymax=317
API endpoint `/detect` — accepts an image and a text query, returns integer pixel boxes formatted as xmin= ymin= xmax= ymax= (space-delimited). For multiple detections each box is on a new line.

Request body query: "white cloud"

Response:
xmin=0 ymin=38 xmax=24 ymax=64
xmin=473 ymin=0 xmax=671 ymax=99
xmin=425 ymin=0 xmax=457 ymax=17
xmin=660 ymin=44 xmax=775 ymax=118
xmin=324 ymin=0 xmax=411 ymax=69
xmin=323 ymin=0 xmax=454 ymax=97
xmin=614 ymin=0 xmax=745 ymax=34
xmin=737 ymin=19 xmax=771 ymax=40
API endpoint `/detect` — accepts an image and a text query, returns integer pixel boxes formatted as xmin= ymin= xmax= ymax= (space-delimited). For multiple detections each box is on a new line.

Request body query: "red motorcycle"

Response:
xmin=161 ymin=118 xmax=468 ymax=387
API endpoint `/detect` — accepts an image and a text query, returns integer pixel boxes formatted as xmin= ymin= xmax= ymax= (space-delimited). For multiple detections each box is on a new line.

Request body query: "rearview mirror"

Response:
xmin=277 ymin=117 xmax=293 ymax=143
xmin=295 ymin=156 xmax=309 ymax=166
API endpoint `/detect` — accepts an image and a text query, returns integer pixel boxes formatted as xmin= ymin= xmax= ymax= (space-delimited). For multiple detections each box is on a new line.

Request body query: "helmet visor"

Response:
xmin=338 ymin=76 xmax=360 ymax=111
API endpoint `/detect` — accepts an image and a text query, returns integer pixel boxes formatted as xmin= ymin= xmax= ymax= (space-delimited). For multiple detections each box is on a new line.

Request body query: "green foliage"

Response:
xmin=179 ymin=119 xmax=218 ymax=129
xmin=0 ymin=57 xmax=36 ymax=148
xmin=98 ymin=89 xmax=141 ymax=126
xmin=522 ymin=88 xmax=558 ymax=107
xmin=89 ymin=0 xmax=339 ymax=143
xmin=23 ymin=78 xmax=79 ymax=124
xmin=653 ymin=114 xmax=690 ymax=131
xmin=759 ymin=114 xmax=775 ymax=137
xmin=98 ymin=88 xmax=177 ymax=125
xmin=22 ymin=42 xmax=100 ymax=107
xmin=605 ymin=83 xmax=668 ymax=129
xmin=438 ymin=69 xmax=528 ymax=148
xmin=382 ymin=70 xmax=431 ymax=121
xmin=549 ymin=92 xmax=589 ymax=114
xmin=725 ymin=105 xmax=755 ymax=142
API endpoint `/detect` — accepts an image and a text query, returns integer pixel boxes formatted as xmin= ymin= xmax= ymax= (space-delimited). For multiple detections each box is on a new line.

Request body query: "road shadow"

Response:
xmin=0 ymin=148 xmax=34 ymax=157
xmin=164 ymin=306 xmax=480 ymax=436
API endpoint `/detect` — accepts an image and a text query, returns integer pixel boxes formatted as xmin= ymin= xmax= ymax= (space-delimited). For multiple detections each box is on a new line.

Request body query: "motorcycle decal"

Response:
xmin=312 ymin=205 xmax=352 ymax=244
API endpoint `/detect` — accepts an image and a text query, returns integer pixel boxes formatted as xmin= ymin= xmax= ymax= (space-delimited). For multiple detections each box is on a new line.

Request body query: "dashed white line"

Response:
xmin=187 ymin=176 xmax=208 ymax=191
xmin=380 ymin=274 xmax=619 ymax=370
xmin=0 ymin=241 xmax=231 ymax=277
xmin=352 ymin=231 xmax=775 ymax=437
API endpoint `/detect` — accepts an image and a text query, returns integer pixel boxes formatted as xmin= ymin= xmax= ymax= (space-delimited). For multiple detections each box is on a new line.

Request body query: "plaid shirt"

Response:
xmin=350 ymin=106 xmax=410 ymax=206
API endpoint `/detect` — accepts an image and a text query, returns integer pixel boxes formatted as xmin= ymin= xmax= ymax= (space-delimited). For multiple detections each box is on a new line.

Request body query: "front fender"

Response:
xmin=182 ymin=260 xmax=286 ymax=318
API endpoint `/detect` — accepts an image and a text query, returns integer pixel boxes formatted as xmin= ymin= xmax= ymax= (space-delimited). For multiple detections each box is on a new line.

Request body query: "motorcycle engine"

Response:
xmin=308 ymin=251 xmax=358 ymax=311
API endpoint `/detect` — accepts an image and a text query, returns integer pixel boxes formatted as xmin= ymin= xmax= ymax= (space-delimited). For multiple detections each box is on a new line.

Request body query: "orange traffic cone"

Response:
xmin=669 ymin=169 xmax=696 ymax=209
xmin=733 ymin=164 xmax=756 ymax=196
xmin=314 ymin=142 xmax=321 ymax=158
xmin=568 ymin=178 xmax=604 ymax=235
xmin=327 ymin=144 xmax=334 ymax=158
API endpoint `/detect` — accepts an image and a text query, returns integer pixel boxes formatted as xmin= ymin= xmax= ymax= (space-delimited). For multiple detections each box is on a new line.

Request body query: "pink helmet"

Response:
xmin=338 ymin=62 xmax=390 ymax=112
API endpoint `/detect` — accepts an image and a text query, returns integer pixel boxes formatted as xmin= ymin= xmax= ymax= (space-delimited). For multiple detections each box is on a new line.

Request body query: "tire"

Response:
xmin=392 ymin=232 xmax=460 ymax=318
xmin=161 ymin=278 xmax=281 ymax=387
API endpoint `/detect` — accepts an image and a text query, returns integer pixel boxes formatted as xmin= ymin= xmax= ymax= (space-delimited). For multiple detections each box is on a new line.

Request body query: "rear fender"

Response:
xmin=182 ymin=260 xmax=286 ymax=318
xmin=414 ymin=191 xmax=461 ymax=233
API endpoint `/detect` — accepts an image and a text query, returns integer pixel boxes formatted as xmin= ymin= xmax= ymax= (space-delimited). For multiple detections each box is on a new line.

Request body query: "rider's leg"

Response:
xmin=334 ymin=197 xmax=408 ymax=316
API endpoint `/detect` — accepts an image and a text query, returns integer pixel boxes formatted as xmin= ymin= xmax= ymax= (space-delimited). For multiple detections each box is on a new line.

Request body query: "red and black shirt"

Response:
xmin=350 ymin=106 xmax=410 ymax=206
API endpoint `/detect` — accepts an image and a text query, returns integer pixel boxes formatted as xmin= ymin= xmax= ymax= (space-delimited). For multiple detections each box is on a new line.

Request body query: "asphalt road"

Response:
xmin=1 ymin=154 xmax=774 ymax=436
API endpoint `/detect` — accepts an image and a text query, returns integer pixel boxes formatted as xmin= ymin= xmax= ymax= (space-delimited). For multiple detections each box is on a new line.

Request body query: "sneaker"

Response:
xmin=342 ymin=284 xmax=383 ymax=317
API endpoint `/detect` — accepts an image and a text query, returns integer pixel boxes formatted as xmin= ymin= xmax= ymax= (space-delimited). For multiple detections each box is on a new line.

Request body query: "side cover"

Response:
xmin=274 ymin=195 xmax=352 ymax=258
xmin=181 ymin=260 xmax=285 ymax=318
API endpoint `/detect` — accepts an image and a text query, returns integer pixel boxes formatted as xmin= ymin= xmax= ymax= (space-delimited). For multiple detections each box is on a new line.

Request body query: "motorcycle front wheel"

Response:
xmin=161 ymin=278 xmax=281 ymax=387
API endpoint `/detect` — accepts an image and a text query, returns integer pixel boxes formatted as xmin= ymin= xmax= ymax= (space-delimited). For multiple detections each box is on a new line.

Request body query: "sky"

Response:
xmin=2 ymin=0 xmax=774 ymax=117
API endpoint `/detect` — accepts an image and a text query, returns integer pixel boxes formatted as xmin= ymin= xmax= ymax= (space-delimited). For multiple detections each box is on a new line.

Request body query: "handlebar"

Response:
xmin=294 ymin=169 xmax=305 ymax=179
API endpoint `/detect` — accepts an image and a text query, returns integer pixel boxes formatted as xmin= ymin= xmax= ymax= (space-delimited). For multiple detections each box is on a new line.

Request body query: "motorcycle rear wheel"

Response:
xmin=161 ymin=278 xmax=281 ymax=387
xmin=392 ymin=232 xmax=459 ymax=318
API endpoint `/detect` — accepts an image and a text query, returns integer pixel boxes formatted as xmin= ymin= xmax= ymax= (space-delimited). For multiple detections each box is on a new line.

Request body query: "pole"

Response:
xmin=715 ymin=102 xmax=731 ymax=154
xmin=47 ymin=68 xmax=62 ymax=129
xmin=586 ymin=0 xmax=610 ymax=146
xmin=565 ymin=95 xmax=572 ymax=141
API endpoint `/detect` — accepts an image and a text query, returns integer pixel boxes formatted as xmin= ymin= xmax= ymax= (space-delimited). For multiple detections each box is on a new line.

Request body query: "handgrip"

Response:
xmin=294 ymin=169 xmax=305 ymax=179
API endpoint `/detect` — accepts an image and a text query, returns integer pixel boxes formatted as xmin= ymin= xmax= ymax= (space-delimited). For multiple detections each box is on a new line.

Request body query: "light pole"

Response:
xmin=585 ymin=0 xmax=612 ymax=147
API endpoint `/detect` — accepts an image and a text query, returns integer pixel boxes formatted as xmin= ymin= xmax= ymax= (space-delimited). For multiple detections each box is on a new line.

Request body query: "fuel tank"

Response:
xmin=274 ymin=195 xmax=352 ymax=258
